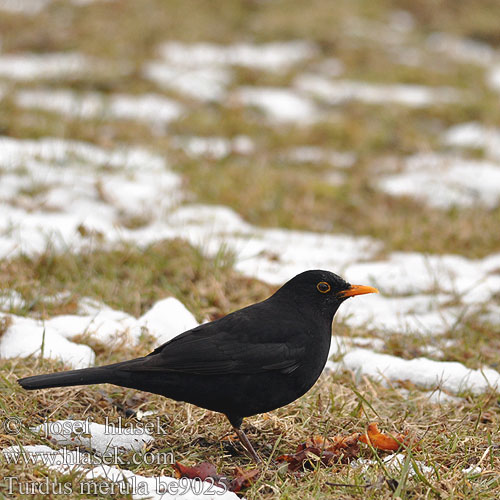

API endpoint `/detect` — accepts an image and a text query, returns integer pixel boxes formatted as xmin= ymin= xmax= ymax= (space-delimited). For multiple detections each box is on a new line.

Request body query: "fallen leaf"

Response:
xmin=277 ymin=433 xmax=361 ymax=471
xmin=229 ymin=467 xmax=260 ymax=492
xmin=173 ymin=461 xmax=219 ymax=481
xmin=174 ymin=461 xmax=259 ymax=492
xmin=359 ymin=423 xmax=409 ymax=451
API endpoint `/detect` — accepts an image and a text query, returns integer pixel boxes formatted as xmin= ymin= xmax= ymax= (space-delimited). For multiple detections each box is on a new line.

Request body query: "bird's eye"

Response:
xmin=317 ymin=281 xmax=331 ymax=293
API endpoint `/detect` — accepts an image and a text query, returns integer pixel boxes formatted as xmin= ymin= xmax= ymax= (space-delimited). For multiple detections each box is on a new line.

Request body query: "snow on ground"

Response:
xmin=426 ymin=32 xmax=497 ymax=67
xmin=144 ymin=40 xmax=316 ymax=103
xmin=377 ymin=153 xmax=500 ymax=208
xmin=16 ymin=89 xmax=184 ymax=129
xmin=341 ymin=251 xmax=500 ymax=332
xmin=0 ymin=0 xmax=114 ymax=12
xmin=0 ymin=313 xmax=96 ymax=368
xmin=488 ymin=65 xmax=500 ymax=92
xmin=332 ymin=347 xmax=500 ymax=395
xmin=0 ymin=297 xmax=198 ymax=368
xmin=295 ymin=74 xmax=460 ymax=107
xmin=147 ymin=204 xmax=382 ymax=284
xmin=285 ymin=146 xmax=357 ymax=168
xmin=0 ymin=136 xmax=182 ymax=258
xmin=33 ymin=420 xmax=153 ymax=454
xmin=0 ymin=290 xmax=25 ymax=309
xmin=232 ymin=86 xmax=320 ymax=123
xmin=425 ymin=389 xmax=463 ymax=404
xmin=156 ymin=40 xmax=317 ymax=71
xmin=337 ymin=293 xmax=459 ymax=336
xmin=443 ymin=122 xmax=500 ymax=161
xmin=0 ymin=136 xmax=381 ymax=273
xmin=1 ymin=445 xmax=237 ymax=499
xmin=0 ymin=52 xmax=98 ymax=80
xmin=144 ymin=62 xmax=231 ymax=102
xmin=1 ymin=135 xmax=499 ymax=366
xmin=171 ymin=135 xmax=254 ymax=159
xmin=345 ymin=251 xmax=500 ymax=297
xmin=352 ymin=452 xmax=434 ymax=478
xmin=0 ymin=0 xmax=51 ymax=14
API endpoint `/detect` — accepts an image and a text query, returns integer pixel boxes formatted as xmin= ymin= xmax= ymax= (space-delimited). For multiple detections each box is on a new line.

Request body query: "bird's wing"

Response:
xmin=123 ymin=310 xmax=307 ymax=376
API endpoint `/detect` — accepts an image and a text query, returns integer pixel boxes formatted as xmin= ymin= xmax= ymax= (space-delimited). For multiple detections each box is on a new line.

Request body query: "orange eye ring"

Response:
xmin=317 ymin=281 xmax=331 ymax=293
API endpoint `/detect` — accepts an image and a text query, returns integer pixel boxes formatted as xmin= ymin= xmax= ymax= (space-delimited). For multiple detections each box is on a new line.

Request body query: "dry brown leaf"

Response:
xmin=174 ymin=461 xmax=259 ymax=492
xmin=229 ymin=466 xmax=260 ymax=492
xmin=277 ymin=432 xmax=361 ymax=471
xmin=173 ymin=461 xmax=220 ymax=481
xmin=359 ymin=423 xmax=410 ymax=451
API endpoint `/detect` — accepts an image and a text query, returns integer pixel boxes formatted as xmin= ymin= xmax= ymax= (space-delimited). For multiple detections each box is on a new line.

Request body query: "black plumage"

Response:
xmin=18 ymin=269 xmax=377 ymax=462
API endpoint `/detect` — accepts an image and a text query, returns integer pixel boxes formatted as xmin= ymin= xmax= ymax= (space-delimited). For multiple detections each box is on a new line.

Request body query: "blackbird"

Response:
xmin=18 ymin=270 xmax=377 ymax=462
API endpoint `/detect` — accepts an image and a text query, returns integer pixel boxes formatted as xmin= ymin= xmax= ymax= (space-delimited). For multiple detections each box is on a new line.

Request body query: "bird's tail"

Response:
xmin=18 ymin=366 xmax=113 ymax=390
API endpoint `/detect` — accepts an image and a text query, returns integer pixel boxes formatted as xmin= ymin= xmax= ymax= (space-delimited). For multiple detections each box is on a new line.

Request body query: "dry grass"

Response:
xmin=1 ymin=0 xmax=500 ymax=498
xmin=2 ymin=354 xmax=500 ymax=499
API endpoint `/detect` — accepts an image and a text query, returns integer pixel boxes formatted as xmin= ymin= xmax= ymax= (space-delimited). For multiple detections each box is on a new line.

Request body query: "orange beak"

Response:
xmin=337 ymin=284 xmax=379 ymax=298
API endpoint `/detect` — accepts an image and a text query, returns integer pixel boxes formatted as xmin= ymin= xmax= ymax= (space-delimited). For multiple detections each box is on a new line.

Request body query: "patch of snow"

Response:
xmin=286 ymin=146 xmax=356 ymax=168
xmin=45 ymin=308 xmax=141 ymax=345
xmin=419 ymin=344 xmax=445 ymax=359
xmin=351 ymin=452 xmax=434 ymax=478
xmin=343 ymin=251 xmax=500 ymax=331
xmin=0 ymin=313 xmax=95 ymax=368
xmin=46 ymin=296 xmax=197 ymax=345
xmin=339 ymin=347 xmax=500 ymax=395
xmin=385 ymin=453 xmax=434 ymax=477
xmin=0 ymin=0 xmax=51 ymax=14
xmin=377 ymin=153 xmax=500 ymax=208
xmin=160 ymin=204 xmax=381 ymax=284
xmin=425 ymin=389 xmax=463 ymax=404
xmin=0 ymin=136 xmax=382 ymax=290
xmin=427 ymin=33 xmax=497 ymax=66
xmin=0 ymin=53 xmax=94 ymax=80
xmin=233 ymin=86 xmax=319 ymax=123
xmin=144 ymin=62 xmax=231 ymax=101
xmin=137 ymin=297 xmax=199 ymax=345
xmin=0 ymin=294 xmax=198 ymax=365
xmin=344 ymin=251 xmax=494 ymax=296
xmin=32 ymin=420 xmax=153 ymax=454
xmin=462 ymin=464 xmax=482 ymax=475
xmin=0 ymin=290 xmax=25 ymax=310
xmin=295 ymin=74 xmax=460 ymax=107
xmin=0 ymin=136 xmax=182 ymax=258
xmin=443 ymin=122 xmax=500 ymax=160
xmin=157 ymin=40 xmax=317 ymax=71
xmin=337 ymin=292 xmax=458 ymax=336
xmin=16 ymin=89 xmax=184 ymax=128
xmin=488 ymin=65 xmax=500 ymax=92
xmin=171 ymin=135 xmax=254 ymax=159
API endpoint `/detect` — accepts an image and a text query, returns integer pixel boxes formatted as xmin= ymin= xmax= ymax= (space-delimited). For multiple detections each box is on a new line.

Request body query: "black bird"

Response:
xmin=18 ymin=270 xmax=377 ymax=462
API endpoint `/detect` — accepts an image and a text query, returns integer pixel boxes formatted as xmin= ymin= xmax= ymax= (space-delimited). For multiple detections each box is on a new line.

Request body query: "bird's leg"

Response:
xmin=227 ymin=415 xmax=261 ymax=464
xmin=232 ymin=426 xmax=262 ymax=464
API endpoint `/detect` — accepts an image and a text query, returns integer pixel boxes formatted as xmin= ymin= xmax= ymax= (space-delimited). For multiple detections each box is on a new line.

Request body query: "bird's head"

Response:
xmin=274 ymin=269 xmax=378 ymax=319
